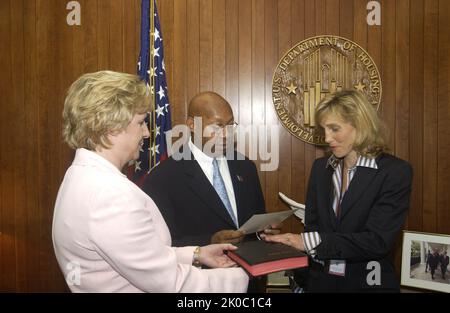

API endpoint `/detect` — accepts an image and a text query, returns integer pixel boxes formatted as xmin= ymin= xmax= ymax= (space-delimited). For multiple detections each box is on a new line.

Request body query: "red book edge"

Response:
xmin=227 ymin=251 xmax=309 ymax=277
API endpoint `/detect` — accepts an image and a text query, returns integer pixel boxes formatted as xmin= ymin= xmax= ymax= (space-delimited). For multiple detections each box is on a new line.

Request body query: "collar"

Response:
xmin=188 ymin=138 xmax=226 ymax=164
xmin=326 ymin=154 xmax=378 ymax=170
xmin=73 ymin=148 xmax=127 ymax=177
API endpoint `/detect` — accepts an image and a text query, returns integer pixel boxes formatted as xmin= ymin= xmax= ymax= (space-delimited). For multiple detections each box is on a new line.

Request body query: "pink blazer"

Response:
xmin=52 ymin=148 xmax=248 ymax=293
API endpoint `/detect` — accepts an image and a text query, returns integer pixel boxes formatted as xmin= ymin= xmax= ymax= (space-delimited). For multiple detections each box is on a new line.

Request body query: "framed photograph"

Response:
xmin=401 ymin=231 xmax=450 ymax=293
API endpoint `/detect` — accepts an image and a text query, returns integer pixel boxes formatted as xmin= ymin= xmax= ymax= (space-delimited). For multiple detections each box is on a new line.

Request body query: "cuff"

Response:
xmin=301 ymin=232 xmax=322 ymax=257
xmin=173 ymin=246 xmax=197 ymax=264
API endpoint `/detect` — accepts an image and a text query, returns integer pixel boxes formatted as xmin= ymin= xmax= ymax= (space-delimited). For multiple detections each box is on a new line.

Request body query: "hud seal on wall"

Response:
xmin=272 ymin=35 xmax=382 ymax=145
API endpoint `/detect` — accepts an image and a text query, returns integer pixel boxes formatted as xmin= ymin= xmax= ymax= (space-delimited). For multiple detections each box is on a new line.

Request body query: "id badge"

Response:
xmin=328 ymin=260 xmax=346 ymax=276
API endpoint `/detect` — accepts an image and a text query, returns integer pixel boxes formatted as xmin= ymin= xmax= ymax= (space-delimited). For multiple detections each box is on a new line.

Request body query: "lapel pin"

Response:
xmin=237 ymin=175 xmax=244 ymax=182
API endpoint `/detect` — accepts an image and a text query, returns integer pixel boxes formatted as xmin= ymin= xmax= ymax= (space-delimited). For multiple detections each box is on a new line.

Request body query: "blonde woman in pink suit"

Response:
xmin=52 ymin=70 xmax=248 ymax=293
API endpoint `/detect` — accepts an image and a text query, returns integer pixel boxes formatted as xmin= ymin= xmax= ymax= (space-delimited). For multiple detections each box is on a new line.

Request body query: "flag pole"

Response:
xmin=149 ymin=0 xmax=156 ymax=172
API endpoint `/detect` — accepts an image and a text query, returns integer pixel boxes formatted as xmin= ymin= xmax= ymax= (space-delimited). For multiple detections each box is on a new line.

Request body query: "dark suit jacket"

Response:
xmin=143 ymin=148 xmax=265 ymax=247
xmin=303 ymin=153 xmax=412 ymax=292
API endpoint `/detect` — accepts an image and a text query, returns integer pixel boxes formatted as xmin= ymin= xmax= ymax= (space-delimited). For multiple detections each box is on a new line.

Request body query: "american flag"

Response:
xmin=128 ymin=0 xmax=172 ymax=186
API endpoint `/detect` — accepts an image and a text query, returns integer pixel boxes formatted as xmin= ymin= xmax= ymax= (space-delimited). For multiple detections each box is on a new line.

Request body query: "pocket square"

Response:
xmin=236 ymin=174 xmax=244 ymax=182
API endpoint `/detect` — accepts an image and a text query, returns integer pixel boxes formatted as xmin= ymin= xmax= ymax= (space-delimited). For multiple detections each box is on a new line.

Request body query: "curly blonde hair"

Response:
xmin=62 ymin=70 xmax=150 ymax=150
xmin=315 ymin=90 xmax=388 ymax=157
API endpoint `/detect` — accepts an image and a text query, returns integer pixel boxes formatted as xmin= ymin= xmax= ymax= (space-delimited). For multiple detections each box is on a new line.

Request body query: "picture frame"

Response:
xmin=401 ymin=231 xmax=450 ymax=293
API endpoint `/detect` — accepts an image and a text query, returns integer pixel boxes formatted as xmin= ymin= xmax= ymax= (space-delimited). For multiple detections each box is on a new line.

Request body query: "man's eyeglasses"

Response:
xmin=207 ymin=121 xmax=239 ymax=135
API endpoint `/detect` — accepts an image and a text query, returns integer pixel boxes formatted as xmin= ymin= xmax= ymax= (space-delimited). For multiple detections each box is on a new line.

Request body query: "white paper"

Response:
xmin=238 ymin=209 xmax=300 ymax=234
xmin=278 ymin=192 xmax=306 ymax=224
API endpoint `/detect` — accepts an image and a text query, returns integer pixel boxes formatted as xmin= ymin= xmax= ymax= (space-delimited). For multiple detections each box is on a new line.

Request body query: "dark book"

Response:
xmin=226 ymin=240 xmax=308 ymax=277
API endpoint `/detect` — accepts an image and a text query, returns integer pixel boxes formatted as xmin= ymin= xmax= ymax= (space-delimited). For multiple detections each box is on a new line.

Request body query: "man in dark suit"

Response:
xmin=143 ymin=91 xmax=275 ymax=247
xmin=440 ymin=251 xmax=449 ymax=279
xmin=425 ymin=249 xmax=431 ymax=272
xmin=429 ymin=251 xmax=439 ymax=280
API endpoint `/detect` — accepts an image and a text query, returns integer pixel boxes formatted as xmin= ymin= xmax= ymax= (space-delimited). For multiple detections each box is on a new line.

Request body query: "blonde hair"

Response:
xmin=62 ymin=70 xmax=149 ymax=150
xmin=315 ymin=90 xmax=388 ymax=157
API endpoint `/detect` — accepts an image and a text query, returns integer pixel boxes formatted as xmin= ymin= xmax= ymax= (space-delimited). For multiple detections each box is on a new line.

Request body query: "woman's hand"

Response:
xmin=197 ymin=244 xmax=239 ymax=268
xmin=260 ymin=232 xmax=305 ymax=251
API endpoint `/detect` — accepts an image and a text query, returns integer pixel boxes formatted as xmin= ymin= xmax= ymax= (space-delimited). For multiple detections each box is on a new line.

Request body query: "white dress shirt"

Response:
xmin=188 ymin=140 xmax=239 ymax=227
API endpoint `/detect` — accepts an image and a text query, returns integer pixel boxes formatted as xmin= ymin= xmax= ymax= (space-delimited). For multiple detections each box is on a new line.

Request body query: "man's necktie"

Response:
xmin=212 ymin=158 xmax=238 ymax=227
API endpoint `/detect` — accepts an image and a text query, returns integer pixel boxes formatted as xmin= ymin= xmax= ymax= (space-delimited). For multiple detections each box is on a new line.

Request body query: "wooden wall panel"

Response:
xmin=326 ymin=0 xmax=340 ymax=33
xmin=0 ymin=0 xmax=14 ymax=292
xmin=238 ymin=0 xmax=252 ymax=132
xmin=199 ymin=0 xmax=213 ymax=91
xmin=110 ymin=1 xmax=123 ymax=71
xmin=0 ymin=0 xmax=141 ymax=292
xmin=251 ymin=0 xmax=266 ymax=226
xmin=367 ymin=9 xmax=381 ymax=83
xmin=409 ymin=0 xmax=424 ymax=231
xmin=392 ymin=0 xmax=411 ymax=268
xmin=263 ymin=0 xmax=278 ymax=233
xmin=314 ymin=1 xmax=326 ymax=162
xmin=423 ymin=0 xmax=439 ymax=232
xmin=11 ymin=0 xmax=25 ymax=291
xmin=340 ymin=0 xmax=354 ymax=38
xmin=123 ymin=0 xmax=139 ymax=74
xmin=277 ymin=0 xmax=292 ymax=235
xmin=22 ymin=0 xmax=40 ymax=292
xmin=437 ymin=0 xmax=450 ymax=234
xmin=225 ymin=0 xmax=239 ymax=120
xmin=395 ymin=0 xmax=410 ymax=164
xmin=303 ymin=0 xmax=317 ymax=215
xmin=172 ymin=0 xmax=187 ymax=126
xmin=1 ymin=0 xmax=449 ymax=292
xmin=212 ymin=0 xmax=226 ymax=96
xmin=289 ymin=0 xmax=306 ymax=235
xmin=381 ymin=0 xmax=397 ymax=149
xmin=97 ymin=0 xmax=111 ymax=70
xmin=36 ymin=0 xmax=69 ymax=292
xmin=186 ymin=0 xmax=200 ymax=105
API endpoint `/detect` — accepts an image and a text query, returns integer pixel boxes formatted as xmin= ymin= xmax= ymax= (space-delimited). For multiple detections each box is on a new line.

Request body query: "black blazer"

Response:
xmin=303 ymin=153 xmax=412 ymax=292
xmin=143 ymin=148 xmax=265 ymax=246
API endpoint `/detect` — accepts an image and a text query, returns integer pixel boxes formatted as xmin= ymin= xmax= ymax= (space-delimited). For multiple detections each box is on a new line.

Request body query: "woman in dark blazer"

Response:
xmin=263 ymin=90 xmax=413 ymax=292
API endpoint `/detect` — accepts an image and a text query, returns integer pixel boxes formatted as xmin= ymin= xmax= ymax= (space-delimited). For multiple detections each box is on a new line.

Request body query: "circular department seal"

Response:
xmin=272 ymin=35 xmax=382 ymax=145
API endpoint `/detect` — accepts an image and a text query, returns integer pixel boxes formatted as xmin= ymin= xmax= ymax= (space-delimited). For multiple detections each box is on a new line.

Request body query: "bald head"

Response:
xmin=188 ymin=91 xmax=233 ymax=120
xmin=187 ymin=92 xmax=235 ymax=155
